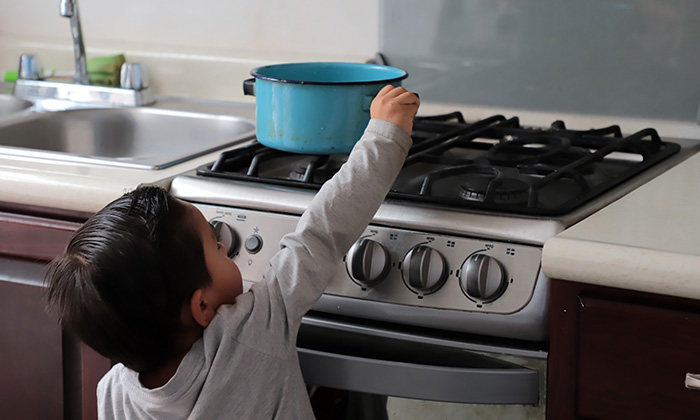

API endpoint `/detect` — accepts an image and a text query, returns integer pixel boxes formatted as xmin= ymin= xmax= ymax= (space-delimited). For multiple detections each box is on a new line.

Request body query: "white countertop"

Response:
xmin=542 ymin=151 xmax=700 ymax=299
xmin=0 ymin=148 xmax=218 ymax=214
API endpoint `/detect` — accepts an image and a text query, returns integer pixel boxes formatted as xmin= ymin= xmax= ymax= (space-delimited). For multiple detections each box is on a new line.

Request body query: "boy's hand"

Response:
xmin=370 ymin=85 xmax=420 ymax=135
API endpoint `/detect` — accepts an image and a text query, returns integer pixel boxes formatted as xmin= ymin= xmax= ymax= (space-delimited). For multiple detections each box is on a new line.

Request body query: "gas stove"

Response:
xmin=198 ymin=112 xmax=679 ymax=216
xmin=170 ymin=112 xmax=683 ymax=342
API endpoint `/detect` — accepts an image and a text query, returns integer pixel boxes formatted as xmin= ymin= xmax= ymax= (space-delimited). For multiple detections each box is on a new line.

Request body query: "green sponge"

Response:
xmin=3 ymin=70 xmax=18 ymax=83
xmin=87 ymin=54 xmax=126 ymax=87
xmin=3 ymin=54 xmax=126 ymax=86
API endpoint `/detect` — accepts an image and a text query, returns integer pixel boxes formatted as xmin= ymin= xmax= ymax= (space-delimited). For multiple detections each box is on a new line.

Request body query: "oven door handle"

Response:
xmin=298 ymin=347 xmax=539 ymax=405
xmin=296 ymin=315 xmax=542 ymax=405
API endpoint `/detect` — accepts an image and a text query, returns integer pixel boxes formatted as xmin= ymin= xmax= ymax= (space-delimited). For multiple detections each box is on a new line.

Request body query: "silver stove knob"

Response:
xmin=460 ymin=254 xmax=506 ymax=302
xmin=346 ymin=238 xmax=391 ymax=287
xmin=210 ymin=220 xmax=238 ymax=258
xmin=245 ymin=234 xmax=263 ymax=254
xmin=401 ymin=245 xmax=448 ymax=295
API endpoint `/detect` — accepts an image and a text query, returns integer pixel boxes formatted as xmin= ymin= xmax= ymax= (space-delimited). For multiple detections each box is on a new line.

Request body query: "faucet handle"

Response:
xmin=18 ymin=54 xmax=43 ymax=80
xmin=120 ymin=62 xmax=149 ymax=91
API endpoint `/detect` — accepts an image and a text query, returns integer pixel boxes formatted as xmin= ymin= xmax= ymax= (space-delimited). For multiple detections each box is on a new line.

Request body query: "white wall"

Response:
xmin=0 ymin=0 xmax=380 ymax=101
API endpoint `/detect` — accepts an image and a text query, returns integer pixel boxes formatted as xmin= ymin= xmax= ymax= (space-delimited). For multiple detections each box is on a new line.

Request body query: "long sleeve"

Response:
xmin=233 ymin=118 xmax=412 ymax=351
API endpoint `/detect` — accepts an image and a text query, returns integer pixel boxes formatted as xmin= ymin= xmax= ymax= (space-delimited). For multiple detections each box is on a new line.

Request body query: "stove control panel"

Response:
xmin=195 ymin=203 xmax=542 ymax=315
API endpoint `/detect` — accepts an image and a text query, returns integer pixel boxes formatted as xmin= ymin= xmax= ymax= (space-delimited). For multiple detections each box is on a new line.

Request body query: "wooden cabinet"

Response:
xmin=548 ymin=280 xmax=700 ymax=420
xmin=0 ymin=274 xmax=63 ymax=419
xmin=0 ymin=209 xmax=111 ymax=420
xmin=0 ymin=209 xmax=83 ymax=261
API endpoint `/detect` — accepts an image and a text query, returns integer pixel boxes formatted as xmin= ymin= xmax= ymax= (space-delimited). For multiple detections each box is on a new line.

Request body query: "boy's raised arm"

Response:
xmin=267 ymin=86 xmax=419 ymax=325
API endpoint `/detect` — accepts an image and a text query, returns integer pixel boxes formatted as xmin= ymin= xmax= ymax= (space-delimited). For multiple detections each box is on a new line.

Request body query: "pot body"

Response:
xmin=244 ymin=62 xmax=407 ymax=154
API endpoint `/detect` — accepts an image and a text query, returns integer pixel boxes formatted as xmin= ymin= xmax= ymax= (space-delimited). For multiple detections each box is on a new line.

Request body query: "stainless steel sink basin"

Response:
xmin=0 ymin=107 xmax=255 ymax=169
xmin=0 ymin=94 xmax=32 ymax=118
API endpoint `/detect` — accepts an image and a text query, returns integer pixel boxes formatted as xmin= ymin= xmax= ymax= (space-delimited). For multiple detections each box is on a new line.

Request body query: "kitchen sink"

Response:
xmin=0 ymin=94 xmax=32 ymax=119
xmin=0 ymin=107 xmax=256 ymax=169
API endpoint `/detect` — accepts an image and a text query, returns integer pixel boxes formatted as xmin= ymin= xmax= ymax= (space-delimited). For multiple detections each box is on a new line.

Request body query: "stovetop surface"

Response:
xmin=195 ymin=112 xmax=681 ymax=216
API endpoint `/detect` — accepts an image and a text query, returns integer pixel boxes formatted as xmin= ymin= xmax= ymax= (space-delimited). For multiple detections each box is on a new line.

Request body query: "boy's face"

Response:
xmin=184 ymin=200 xmax=243 ymax=309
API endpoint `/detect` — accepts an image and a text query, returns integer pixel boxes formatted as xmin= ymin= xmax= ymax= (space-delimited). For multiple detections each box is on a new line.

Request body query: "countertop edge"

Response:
xmin=542 ymin=236 xmax=700 ymax=300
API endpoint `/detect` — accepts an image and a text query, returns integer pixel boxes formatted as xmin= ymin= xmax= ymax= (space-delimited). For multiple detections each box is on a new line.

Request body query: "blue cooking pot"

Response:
xmin=243 ymin=62 xmax=408 ymax=154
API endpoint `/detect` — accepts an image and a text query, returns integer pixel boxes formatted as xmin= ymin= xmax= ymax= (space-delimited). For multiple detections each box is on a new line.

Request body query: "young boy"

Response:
xmin=45 ymin=85 xmax=419 ymax=419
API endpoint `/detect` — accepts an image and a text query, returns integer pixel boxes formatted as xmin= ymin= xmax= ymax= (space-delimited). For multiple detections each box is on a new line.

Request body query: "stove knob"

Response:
xmin=210 ymin=220 xmax=238 ymax=258
xmin=346 ymin=238 xmax=391 ymax=287
xmin=401 ymin=245 xmax=448 ymax=295
xmin=460 ymin=254 xmax=506 ymax=302
xmin=245 ymin=234 xmax=263 ymax=254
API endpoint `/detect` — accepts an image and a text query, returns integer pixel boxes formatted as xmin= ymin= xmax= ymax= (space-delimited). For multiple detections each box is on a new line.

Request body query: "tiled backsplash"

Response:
xmin=0 ymin=0 xmax=380 ymax=101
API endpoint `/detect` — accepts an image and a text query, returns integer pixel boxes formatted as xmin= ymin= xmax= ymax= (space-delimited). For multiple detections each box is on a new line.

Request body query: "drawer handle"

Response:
xmin=685 ymin=373 xmax=700 ymax=390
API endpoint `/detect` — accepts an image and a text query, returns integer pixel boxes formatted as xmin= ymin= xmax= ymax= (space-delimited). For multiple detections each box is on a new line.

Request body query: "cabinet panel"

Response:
xmin=1 ymin=208 xmax=112 ymax=420
xmin=0 ymin=280 xmax=64 ymax=419
xmin=0 ymin=211 xmax=81 ymax=262
xmin=577 ymin=295 xmax=700 ymax=420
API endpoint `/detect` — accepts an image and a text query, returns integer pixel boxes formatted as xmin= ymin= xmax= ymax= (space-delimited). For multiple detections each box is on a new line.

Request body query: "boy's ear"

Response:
xmin=190 ymin=288 xmax=216 ymax=327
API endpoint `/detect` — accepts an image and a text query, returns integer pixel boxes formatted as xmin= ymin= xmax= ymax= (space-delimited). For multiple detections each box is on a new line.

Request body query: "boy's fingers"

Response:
xmin=375 ymin=84 xmax=395 ymax=97
xmin=396 ymin=91 xmax=420 ymax=104
xmin=376 ymin=85 xmax=408 ymax=100
xmin=384 ymin=86 xmax=408 ymax=98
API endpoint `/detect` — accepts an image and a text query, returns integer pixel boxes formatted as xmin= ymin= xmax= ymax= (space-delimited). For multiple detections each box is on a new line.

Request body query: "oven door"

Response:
xmin=298 ymin=313 xmax=547 ymax=419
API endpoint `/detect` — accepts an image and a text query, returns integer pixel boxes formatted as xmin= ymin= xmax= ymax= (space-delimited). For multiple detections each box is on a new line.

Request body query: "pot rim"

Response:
xmin=250 ymin=62 xmax=408 ymax=86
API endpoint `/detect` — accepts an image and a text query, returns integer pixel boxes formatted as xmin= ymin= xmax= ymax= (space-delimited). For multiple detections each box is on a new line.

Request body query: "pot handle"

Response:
xmin=243 ymin=78 xmax=255 ymax=96
xmin=362 ymin=95 xmax=374 ymax=111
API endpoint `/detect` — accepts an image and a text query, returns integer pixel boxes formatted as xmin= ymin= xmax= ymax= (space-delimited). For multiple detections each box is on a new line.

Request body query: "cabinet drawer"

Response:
xmin=578 ymin=295 xmax=700 ymax=420
xmin=0 ymin=211 xmax=81 ymax=261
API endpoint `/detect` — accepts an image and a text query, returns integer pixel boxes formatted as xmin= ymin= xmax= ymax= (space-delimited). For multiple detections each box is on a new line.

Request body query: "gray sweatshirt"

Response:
xmin=97 ymin=119 xmax=412 ymax=419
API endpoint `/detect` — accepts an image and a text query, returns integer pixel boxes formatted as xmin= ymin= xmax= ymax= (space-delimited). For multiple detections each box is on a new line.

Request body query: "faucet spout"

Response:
xmin=60 ymin=0 xmax=90 ymax=85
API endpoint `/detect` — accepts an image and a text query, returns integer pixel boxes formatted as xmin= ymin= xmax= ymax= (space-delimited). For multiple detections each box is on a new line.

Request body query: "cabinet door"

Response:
xmin=577 ymin=295 xmax=700 ymax=420
xmin=1 ymin=211 xmax=111 ymax=420
xmin=0 ymin=257 xmax=112 ymax=420
xmin=0 ymin=279 xmax=64 ymax=419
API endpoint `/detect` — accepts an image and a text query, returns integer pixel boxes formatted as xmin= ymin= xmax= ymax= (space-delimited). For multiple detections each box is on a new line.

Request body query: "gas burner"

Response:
xmin=289 ymin=156 xmax=344 ymax=183
xmin=417 ymin=165 xmax=529 ymax=205
xmin=459 ymin=172 xmax=530 ymax=205
xmin=517 ymin=145 xmax=598 ymax=176
xmin=487 ymin=136 xmax=570 ymax=166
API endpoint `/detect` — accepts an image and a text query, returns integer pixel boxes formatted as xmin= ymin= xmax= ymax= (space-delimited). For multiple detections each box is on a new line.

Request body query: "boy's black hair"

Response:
xmin=45 ymin=186 xmax=212 ymax=372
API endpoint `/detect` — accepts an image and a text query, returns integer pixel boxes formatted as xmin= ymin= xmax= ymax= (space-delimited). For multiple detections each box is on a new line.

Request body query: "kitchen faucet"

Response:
xmin=59 ymin=0 xmax=90 ymax=85
xmin=12 ymin=0 xmax=154 ymax=108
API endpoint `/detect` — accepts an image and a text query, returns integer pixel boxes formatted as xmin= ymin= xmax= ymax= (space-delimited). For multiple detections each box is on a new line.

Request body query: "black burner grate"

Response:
xmin=197 ymin=112 xmax=680 ymax=216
